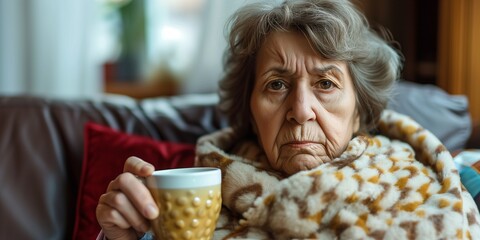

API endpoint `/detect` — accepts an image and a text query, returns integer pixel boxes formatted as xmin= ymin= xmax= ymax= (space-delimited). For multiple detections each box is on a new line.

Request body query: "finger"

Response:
xmin=96 ymin=199 xmax=132 ymax=229
xmin=98 ymin=191 xmax=151 ymax=233
xmin=124 ymin=156 xmax=155 ymax=176
xmin=107 ymin=173 xmax=159 ymax=220
xmin=96 ymin=201 xmax=139 ymax=240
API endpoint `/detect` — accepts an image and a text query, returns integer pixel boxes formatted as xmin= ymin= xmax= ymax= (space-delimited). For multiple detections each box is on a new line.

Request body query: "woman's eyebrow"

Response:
xmin=313 ymin=65 xmax=343 ymax=75
xmin=261 ymin=67 xmax=290 ymax=77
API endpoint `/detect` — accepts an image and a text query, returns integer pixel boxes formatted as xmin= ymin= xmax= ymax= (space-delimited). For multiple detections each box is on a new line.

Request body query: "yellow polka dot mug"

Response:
xmin=145 ymin=167 xmax=222 ymax=240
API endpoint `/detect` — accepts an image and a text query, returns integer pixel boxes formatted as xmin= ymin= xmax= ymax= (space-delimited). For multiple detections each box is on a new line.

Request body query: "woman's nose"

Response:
xmin=286 ymin=89 xmax=316 ymax=124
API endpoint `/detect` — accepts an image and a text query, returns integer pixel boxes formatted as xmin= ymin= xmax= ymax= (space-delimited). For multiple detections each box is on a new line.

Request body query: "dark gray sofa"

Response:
xmin=0 ymin=81 xmax=473 ymax=239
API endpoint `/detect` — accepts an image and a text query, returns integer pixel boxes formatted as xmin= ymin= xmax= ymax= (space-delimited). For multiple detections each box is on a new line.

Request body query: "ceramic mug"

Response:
xmin=145 ymin=167 xmax=222 ymax=240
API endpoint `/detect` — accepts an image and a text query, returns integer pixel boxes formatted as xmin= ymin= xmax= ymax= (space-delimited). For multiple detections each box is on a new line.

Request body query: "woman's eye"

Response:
xmin=318 ymin=79 xmax=335 ymax=90
xmin=267 ymin=80 xmax=285 ymax=91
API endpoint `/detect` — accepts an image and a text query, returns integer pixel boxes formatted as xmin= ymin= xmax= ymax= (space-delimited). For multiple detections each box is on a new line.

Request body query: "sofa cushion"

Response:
xmin=73 ymin=123 xmax=195 ymax=240
xmin=387 ymin=81 xmax=471 ymax=151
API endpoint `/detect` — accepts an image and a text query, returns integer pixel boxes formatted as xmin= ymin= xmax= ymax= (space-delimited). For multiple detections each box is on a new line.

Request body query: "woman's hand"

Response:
xmin=96 ymin=156 xmax=159 ymax=240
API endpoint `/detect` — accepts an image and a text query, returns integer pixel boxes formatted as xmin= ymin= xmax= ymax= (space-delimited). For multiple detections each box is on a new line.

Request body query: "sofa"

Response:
xmin=0 ymin=81 xmax=476 ymax=239
xmin=0 ymin=93 xmax=228 ymax=240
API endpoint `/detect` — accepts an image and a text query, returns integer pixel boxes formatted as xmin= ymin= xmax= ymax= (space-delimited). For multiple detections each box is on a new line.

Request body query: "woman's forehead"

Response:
xmin=256 ymin=31 xmax=348 ymax=72
xmin=257 ymin=30 xmax=340 ymax=63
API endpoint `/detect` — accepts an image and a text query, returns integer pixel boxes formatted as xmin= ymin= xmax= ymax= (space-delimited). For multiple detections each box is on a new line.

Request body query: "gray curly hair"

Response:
xmin=218 ymin=0 xmax=402 ymax=134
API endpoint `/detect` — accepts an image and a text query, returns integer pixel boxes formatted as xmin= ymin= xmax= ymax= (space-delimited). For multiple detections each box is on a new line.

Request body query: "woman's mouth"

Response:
xmin=283 ymin=141 xmax=319 ymax=149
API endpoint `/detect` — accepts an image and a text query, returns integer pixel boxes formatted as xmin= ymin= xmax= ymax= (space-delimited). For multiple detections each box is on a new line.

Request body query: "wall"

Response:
xmin=437 ymin=0 xmax=480 ymax=125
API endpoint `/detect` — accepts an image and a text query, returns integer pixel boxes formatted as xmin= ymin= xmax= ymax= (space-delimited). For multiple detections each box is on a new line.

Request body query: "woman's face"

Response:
xmin=250 ymin=31 xmax=359 ymax=176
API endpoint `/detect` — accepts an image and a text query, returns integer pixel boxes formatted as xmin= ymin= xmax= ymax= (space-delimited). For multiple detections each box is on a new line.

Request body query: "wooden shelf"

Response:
xmin=104 ymin=80 xmax=178 ymax=99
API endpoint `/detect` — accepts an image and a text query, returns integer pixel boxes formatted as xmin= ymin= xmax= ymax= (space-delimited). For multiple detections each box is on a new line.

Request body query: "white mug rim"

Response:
xmin=146 ymin=167 xmax=221 ymax=189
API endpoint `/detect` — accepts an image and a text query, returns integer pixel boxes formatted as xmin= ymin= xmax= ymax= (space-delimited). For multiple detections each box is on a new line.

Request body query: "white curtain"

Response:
xmin=182 ymin=0 xmax=286 ymax=94
xmin=145 ymin=0 xmax=263 ymax=94
xmin=180 ymin=0 xmax=247 ymax=94
xmin=0 ymin=0 xmax=102 ymax=98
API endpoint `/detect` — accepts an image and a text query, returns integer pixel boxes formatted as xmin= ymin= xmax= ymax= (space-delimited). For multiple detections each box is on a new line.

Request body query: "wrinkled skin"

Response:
xmin=250 ymin=31 xmax=359 ymax=176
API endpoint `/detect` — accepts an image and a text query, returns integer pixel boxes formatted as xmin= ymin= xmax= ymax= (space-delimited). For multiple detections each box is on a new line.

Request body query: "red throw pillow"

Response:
xmin=73 ymin=123 xmax=195 ymax=240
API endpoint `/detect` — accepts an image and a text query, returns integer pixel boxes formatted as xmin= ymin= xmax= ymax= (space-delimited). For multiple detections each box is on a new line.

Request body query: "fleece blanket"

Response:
xmin=196 ymin=110 xmax=480 ymax=239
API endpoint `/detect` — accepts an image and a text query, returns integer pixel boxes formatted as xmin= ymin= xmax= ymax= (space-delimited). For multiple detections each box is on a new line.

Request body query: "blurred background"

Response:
xmin=0 ymin=0 xmax=478 ymax=120
xmin=0 ymin=0 xmax=252 ymax=98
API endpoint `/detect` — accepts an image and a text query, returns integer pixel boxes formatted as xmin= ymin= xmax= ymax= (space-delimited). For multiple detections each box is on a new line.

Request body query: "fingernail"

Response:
xmin=141 ymin=164 xmax=154 ymax=174
xmin=145 ymin=204 xmax=159 ymax=219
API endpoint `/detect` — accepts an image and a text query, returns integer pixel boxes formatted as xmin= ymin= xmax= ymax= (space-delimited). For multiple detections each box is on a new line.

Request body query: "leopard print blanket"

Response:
xmin=196 ymin=110 xmax=480 ymax=239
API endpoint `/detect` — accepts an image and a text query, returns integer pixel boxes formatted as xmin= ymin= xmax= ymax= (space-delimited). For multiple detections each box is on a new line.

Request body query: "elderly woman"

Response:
xmin=96 ymin=0 xmax=480 ymax=239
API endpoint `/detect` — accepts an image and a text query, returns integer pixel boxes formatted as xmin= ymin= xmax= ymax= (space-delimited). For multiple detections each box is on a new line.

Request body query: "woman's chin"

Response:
xmin=281 ymin=154 xmax=326 ymax=176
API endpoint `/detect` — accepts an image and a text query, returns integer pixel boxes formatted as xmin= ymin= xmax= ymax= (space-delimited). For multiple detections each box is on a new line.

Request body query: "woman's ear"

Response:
xmin=353 ymin=110 xmax=361 ymax=133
